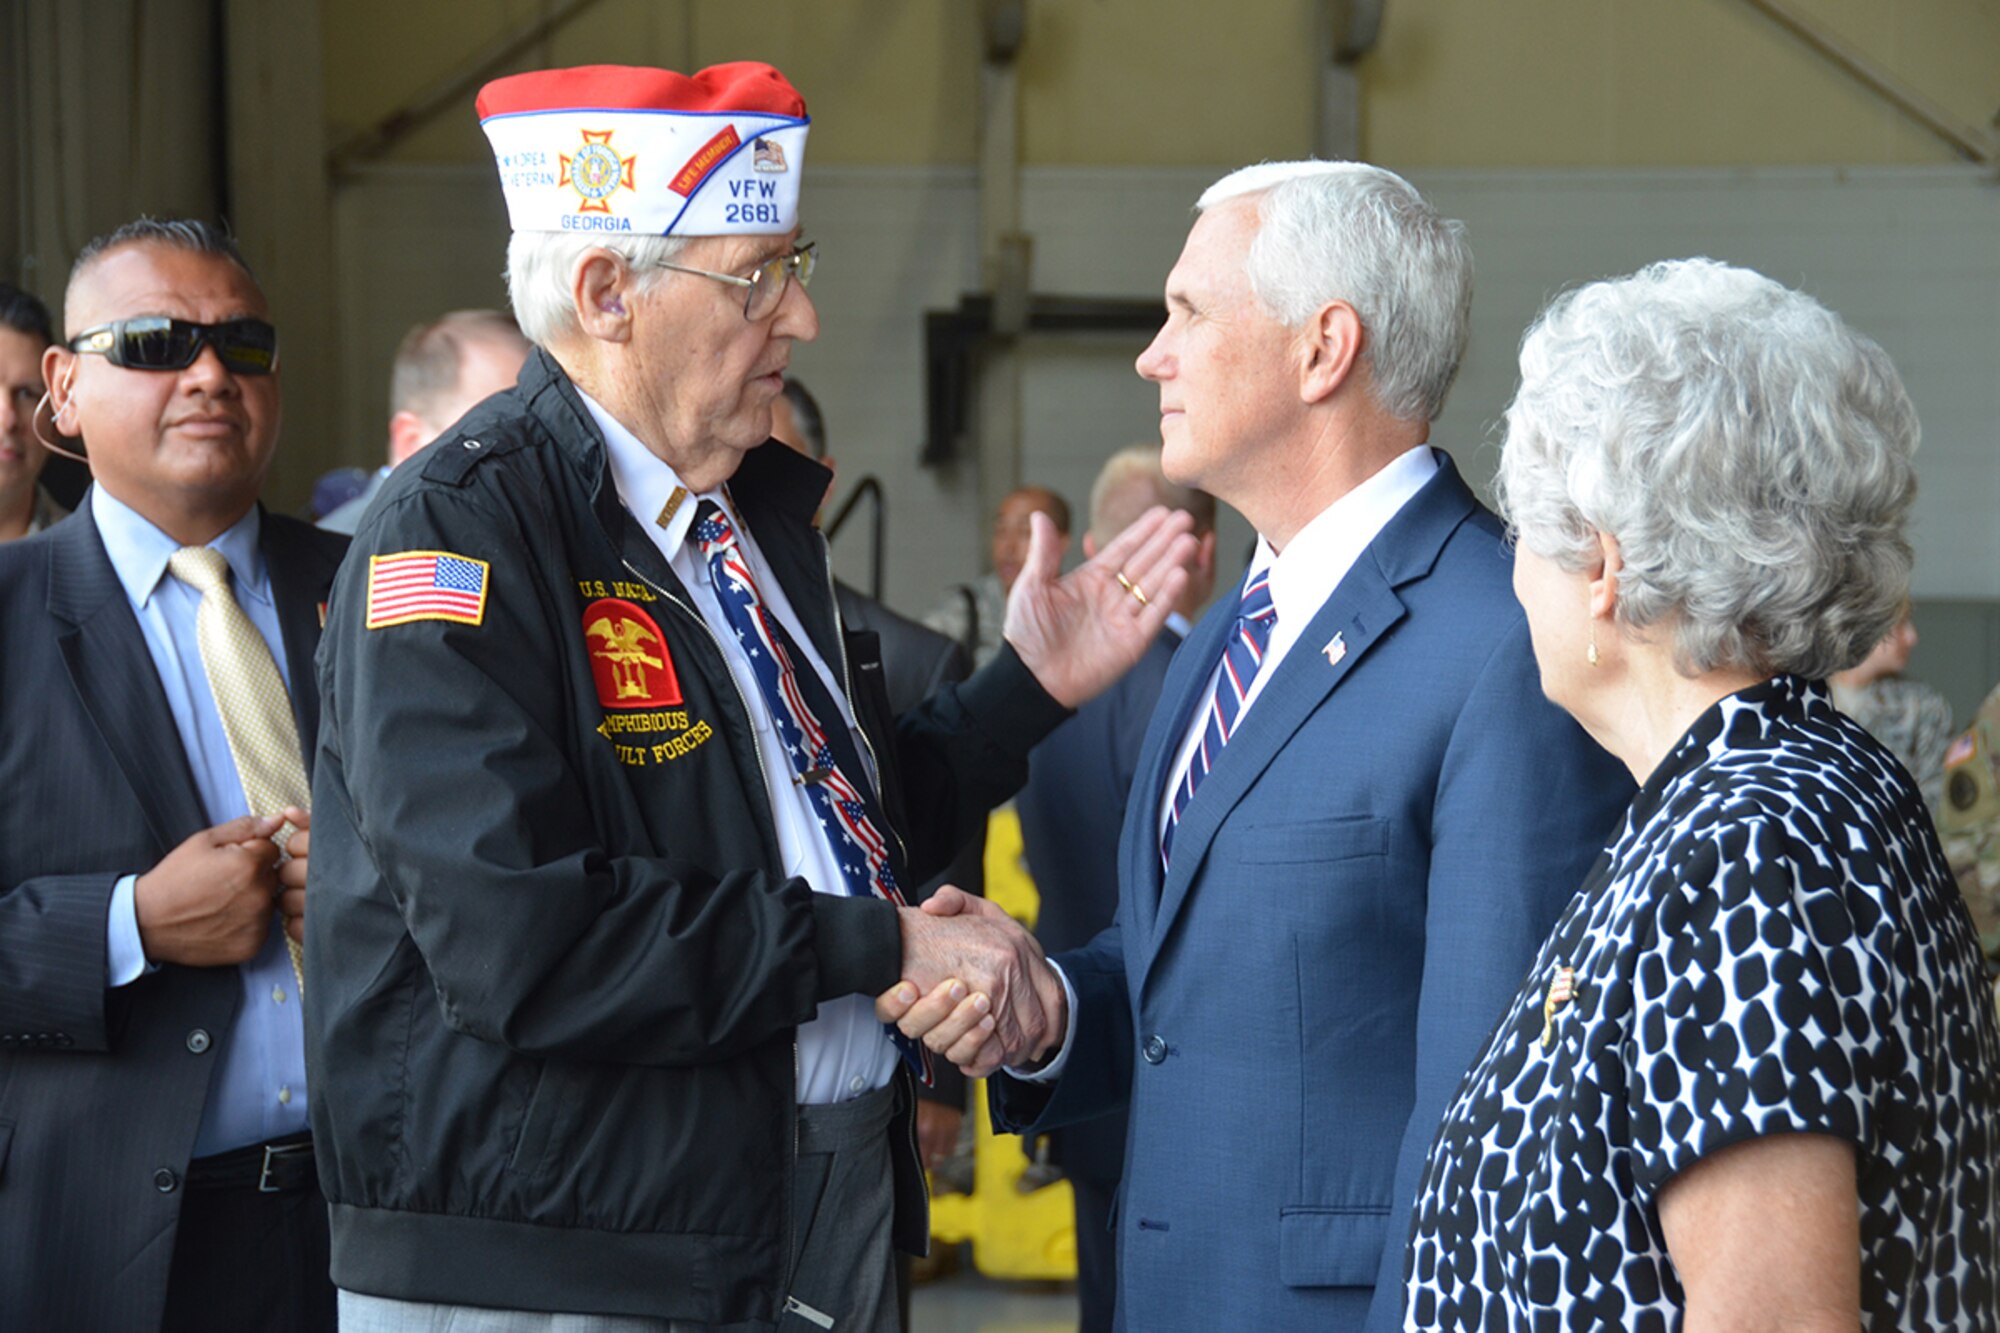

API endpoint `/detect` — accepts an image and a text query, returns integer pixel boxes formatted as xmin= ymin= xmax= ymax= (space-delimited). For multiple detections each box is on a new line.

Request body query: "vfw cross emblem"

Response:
xmin=561 ymin=130 xmax=636 ymax=215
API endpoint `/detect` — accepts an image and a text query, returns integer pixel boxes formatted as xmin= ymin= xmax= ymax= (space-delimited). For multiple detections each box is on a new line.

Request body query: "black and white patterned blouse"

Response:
xmin=1404 ymin=676 xmax=2000 ymax=1330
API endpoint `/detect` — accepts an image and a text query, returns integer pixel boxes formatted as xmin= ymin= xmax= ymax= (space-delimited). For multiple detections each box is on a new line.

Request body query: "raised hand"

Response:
xmin=134 ymin=814 xmax=284 ymax=966
xmin=1004 ymin=506 xmax=1196 ymax=708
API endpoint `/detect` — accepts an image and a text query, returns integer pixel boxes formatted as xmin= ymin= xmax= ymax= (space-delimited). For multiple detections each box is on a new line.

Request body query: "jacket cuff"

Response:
xmin=810 ymin=893 xmax=901 ymax=1002
xmin=957 ymin=642 xmax=1073 ymax=760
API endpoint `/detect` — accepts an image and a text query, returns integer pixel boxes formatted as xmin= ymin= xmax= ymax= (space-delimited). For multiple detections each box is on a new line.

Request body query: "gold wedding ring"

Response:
xmin=1115 ymin=571 xmax=1150 ymax=606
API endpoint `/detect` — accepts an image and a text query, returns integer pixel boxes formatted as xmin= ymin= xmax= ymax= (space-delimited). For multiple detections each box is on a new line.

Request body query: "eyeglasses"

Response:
xmin=652 ymin=242 xmax=816 ymax=322
xmin=67 ymin=317 xmax=280 ymax=376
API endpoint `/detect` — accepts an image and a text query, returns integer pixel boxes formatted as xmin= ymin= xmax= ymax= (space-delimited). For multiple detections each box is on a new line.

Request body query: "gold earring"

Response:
xmin=1587 ymin=630 xmax=1599 ymax=668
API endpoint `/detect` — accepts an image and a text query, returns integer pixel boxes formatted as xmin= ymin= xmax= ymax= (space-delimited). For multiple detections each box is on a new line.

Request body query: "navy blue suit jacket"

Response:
xmin=992 ymin=458 xmax=1632 ymax=1331
xmin=0 ymin=504 xmax=345 ymax=1331
xmin=1014 ymin=627 xmax=1180 ymax=1185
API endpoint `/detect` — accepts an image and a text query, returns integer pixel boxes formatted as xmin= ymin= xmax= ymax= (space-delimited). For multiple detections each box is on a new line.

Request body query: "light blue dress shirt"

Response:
xmin=93 ymin=487 xmax=311 ymax=1156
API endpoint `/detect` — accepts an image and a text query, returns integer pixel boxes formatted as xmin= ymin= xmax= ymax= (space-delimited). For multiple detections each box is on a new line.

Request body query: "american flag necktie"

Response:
xmin=1161 ymin=570 xmax=1278 ymax=868
xmin=691 ymin=500 xmax=932 ymax=1082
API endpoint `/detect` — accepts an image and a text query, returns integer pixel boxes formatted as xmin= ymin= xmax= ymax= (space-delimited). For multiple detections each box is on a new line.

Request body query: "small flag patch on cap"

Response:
xmin=367 ymin=551 xmax=490 ymax=629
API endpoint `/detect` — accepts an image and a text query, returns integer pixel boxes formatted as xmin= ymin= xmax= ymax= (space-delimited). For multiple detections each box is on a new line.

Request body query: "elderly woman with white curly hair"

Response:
xmin=1401 ymin=259 xmax=2000 ymax=1330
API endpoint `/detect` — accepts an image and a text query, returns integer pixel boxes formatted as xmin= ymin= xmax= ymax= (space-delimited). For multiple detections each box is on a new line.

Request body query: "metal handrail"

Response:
xmin=825 ymin=475 xmax=886 ymax=601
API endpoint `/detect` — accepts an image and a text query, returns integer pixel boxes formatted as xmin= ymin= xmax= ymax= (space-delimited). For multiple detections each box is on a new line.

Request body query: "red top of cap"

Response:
xmin=477 ymin=62 xmax=805 ymax=122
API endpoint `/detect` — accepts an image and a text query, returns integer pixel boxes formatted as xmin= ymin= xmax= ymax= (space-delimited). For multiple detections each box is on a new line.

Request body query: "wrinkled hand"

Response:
xmin=276 ymin=807 xmax=310 ymax=946
xmin=1004 ymin=506 xmax=1196 ymax=708
xmin=134 ymin=814 xmax=284 ymax=966
xmin=915 ymin=1100 xmax=964 ymax=1172
xmin=882 ymin=888 xmax=1067 ymax=1077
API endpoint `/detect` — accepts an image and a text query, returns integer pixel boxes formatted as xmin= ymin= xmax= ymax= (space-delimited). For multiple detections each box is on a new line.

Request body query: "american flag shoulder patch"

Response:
xmin=366 ymin=550 xmax=490 ymax=629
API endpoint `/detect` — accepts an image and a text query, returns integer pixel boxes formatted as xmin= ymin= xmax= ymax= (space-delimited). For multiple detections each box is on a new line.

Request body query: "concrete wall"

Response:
xmin=312 ymin=0 xmax=2000 ymax=701
xmin=331 ymin=162 xmax=2000 ymax=599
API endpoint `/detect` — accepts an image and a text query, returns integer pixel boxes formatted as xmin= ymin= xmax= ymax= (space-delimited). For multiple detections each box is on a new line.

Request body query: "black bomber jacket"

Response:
xmin=304 ymin=349 xmax=1068 ymax=1322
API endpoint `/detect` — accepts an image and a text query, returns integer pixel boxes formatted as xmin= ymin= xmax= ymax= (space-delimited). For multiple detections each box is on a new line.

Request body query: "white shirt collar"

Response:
xmin=91 ymin=485 xmax=267 ymax=610
xmin=1246 ymin=445 xmax=1439 ymax=632
xmin=577 ymin=386 xmax=729 ymax=557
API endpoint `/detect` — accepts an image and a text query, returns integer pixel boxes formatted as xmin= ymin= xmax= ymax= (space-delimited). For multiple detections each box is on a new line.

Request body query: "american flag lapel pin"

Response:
xmin=1322 ymin=632 xmax=1346 ymax=668
xmin=1540 ymin=964 xmax=1577 ymax=1050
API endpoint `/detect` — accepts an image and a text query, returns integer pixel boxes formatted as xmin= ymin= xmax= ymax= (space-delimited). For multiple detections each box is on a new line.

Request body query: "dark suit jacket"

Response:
xmin=992 ymin=458 xmax=1633 ymax=1332
xmin=1013 ymin=627 xmax=1181 ymax=1186
xmin=0 ymin=503 xmax=346 ymax=1331
xmin=835 ymin=581 xmax=983 ymax=1115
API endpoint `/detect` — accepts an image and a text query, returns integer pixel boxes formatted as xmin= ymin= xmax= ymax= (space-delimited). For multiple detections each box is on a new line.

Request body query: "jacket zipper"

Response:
xmin=626 ymin=549 xmax=930 ymax=1308
xmin=783 ymin=1038 xmax=802 ymax=1313
xmin=900 ymin=1064 xmax=930 ymax=1252
xmin=619 ymin=556 xmax=800 ymax=1321
xmin=822 ymin=542 xmax=932 ymax=1250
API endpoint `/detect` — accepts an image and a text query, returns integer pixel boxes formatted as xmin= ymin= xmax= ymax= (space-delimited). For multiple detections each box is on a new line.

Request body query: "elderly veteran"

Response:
xmin=1402 ymin=259 xmax=2000 ymax=1330
xmin=306 ymin=62 xmax=1192 ymax=1332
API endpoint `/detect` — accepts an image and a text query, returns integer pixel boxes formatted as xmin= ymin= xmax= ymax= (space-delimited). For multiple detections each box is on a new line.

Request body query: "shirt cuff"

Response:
xmin=106 ymin=874 xmax=150 ymax=987
xmin=1006 ymin=958 xmax=1078 ymax=1083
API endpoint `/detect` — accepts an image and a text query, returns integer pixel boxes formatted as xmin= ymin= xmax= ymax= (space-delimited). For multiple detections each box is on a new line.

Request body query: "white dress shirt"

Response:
xmin=1153 ymin=444 xmax=1440 ymax=839
xmin=584 ymin=391 xmax=898 ymax=1105
xmin=1022 ymin=444 xmax=1441 ymax=1083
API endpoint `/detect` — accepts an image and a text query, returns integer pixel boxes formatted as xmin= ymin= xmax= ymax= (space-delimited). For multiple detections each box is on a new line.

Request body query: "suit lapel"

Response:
xmin=1119 ymin=605 xmax=1231 ymax=950
xmin=260 ymin=512 xmax=338 ymax=775
xmin=1137 ymin=456 xmax=1484 ymax=987
xmin=1140 ymin=569 xmax=1406 ymax=985
xmin=47 ymin=512 xmax=207 ymax=850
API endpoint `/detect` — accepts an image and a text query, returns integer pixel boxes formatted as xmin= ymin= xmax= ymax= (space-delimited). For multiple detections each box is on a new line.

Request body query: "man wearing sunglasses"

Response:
xmin=0 ymin=218 xmax=346 ymax=1331
xmin=307 ymin=63 xmax=1194 ymax=1332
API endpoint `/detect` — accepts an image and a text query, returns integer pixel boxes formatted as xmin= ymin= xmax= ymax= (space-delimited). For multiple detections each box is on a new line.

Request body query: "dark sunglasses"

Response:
xmin=68 ymin=317 xmax=280 ymax=376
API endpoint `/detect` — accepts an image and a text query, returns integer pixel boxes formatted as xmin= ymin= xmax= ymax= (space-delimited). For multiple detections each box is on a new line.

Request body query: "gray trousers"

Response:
xmin=339 ymin=1083 xmax=901 ymax=1333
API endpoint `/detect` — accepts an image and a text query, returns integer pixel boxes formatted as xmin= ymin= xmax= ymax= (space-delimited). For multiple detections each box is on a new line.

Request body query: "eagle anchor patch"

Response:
xmin=584 ymin=598 xmax=682 ymax=708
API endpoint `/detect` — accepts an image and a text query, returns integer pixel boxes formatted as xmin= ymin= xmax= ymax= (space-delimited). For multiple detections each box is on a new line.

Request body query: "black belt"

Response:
xmin=184 ymin=1132 xmax=317 ymax=1193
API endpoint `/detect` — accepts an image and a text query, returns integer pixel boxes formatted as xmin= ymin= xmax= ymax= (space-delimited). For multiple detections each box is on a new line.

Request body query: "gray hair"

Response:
xmin=1089 ymin=444 xmax=1216 ymax=544
xmin=1496 ymin=258 xmax=1919 ymax=680
xmin=504 ymin=231 xmax=690 ymax=347
xmin=1198 ymin=161 xmax=1472 ymax=424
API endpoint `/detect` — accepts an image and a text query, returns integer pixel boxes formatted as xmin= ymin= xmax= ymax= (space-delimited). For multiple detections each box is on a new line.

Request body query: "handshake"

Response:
xmin=879 ymin=887 xmax=1066 ymax=1079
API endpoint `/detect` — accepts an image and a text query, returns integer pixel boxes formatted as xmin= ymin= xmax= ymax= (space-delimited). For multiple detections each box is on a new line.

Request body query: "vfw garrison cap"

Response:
xmin=477 ymin=62 xmax=809 ymax=237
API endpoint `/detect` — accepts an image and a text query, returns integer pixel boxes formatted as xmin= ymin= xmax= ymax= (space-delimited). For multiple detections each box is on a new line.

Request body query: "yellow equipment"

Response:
xmin=926 ymin=807 xmax=1079 ymax=1281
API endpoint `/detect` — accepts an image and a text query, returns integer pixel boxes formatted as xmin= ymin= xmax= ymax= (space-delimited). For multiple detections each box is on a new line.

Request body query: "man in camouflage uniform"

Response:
xmin=1938 ymin=681 xmax=2000 ymax=972
xmin=1830 ymin=609 xmax=1955 ymax=814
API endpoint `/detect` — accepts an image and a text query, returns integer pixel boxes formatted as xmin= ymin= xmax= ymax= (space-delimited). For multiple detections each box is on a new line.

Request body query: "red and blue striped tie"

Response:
xmin=1161 ymin=570 xmax=1277 ymax=867
xmin=692 ymin=500 xmax=933 ymax=1082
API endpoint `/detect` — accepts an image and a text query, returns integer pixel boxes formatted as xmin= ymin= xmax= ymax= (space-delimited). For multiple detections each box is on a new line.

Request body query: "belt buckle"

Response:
xmin=257 ymin=1142 xmax=309 ymax=1193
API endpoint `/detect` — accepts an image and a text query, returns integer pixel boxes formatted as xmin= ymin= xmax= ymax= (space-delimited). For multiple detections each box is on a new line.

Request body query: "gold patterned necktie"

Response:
xmin=166 ymin=546 xmax=308 ymax=993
